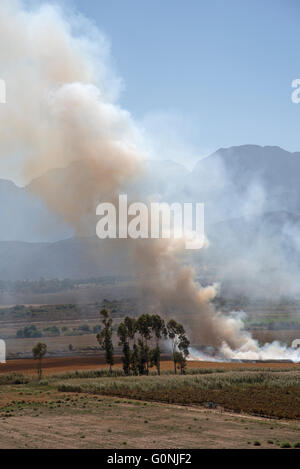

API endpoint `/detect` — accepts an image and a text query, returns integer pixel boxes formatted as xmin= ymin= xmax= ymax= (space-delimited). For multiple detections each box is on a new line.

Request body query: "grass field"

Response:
xmin=0 ymin=361 xmax=300 ymax=448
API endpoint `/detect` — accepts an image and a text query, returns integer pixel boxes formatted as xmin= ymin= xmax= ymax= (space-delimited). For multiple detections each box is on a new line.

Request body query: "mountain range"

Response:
xmin=1 ymin=144 xmax=300 ymax=285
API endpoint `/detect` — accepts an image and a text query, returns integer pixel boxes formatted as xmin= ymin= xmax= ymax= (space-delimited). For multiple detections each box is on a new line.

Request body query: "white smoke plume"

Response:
xmin=0 ymin=1 xmax=299 ymax=362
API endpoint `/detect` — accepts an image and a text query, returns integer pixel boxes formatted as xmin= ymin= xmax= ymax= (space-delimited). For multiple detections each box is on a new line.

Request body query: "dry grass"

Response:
xmin=0 ymin=384 xmax=300 ymax=449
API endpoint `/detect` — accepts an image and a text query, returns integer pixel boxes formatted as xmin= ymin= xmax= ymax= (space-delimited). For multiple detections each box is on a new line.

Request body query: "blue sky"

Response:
xmin=45 ymin=1 xmax=300 ymax=163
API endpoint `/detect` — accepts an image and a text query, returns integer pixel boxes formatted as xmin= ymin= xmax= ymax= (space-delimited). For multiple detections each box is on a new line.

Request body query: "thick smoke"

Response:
xmin=0 ymin=1 xmax=299 ymax=362
xmin=0 ymin=0 xmax=143 ymax=232
xmin=134 ymin=238 xmax=249 ymax=349
xmin=134 ymin=238 xmax=300 ymax=361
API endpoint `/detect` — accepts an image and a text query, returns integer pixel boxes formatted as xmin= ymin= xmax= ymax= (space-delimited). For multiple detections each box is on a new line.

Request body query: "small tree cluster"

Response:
xmin=116 ymin=314 xmax=190 ymax=376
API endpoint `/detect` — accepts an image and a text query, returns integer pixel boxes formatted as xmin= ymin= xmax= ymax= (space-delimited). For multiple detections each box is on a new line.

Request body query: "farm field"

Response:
xmin=1 ymin=357 xmax=300 ymax=375
xmin=0 ymin=366 xmax=300 ymax=448
xmin=1 ymin=299 xmax=300 ymax=449
xmin=1 ymin=300 xmax=300 ymax=359
xmin=55 ymin=368 xmax=300 ymax=419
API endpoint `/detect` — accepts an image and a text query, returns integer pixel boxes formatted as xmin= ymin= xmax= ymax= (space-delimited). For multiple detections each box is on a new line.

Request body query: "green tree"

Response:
xmin=178 ymin=334 xmax=190 ymax=374
xmin=117 ymin=322 xmax=131 ymax=375
xmin=32 ymin=342 xmax=47 ymax=380
xmin=124 ymin=316 xmax=139 ymax=375
xmin=96 ymin=309 xmax=114 ymax=373
xmin=150 ymin=314 xmax=167 ymax=375
xmin=131 ymin=343 xmax=140 ymax=376
xmin=136 ymin=314 xmax=152 ymax=375
xmin=166 ymin=319 xmax=185 ymax=374
xmin=171 ymin=334 xmax=190 ymax=374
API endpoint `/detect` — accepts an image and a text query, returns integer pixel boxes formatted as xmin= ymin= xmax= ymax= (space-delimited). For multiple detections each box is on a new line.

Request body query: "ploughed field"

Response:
xmin=1 ymin=356 xmax=300 ymax=375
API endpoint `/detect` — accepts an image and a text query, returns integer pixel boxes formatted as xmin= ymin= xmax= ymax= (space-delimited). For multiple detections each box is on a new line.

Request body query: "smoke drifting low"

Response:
xmin=0 ymin=1 xmax=299 ymax=362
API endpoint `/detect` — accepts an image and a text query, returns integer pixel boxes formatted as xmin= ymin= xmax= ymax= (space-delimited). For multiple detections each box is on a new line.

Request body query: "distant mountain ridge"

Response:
xmin=1 ymin=144 xmax=300 ymax=241
xmin=1 ymin=144 xmax=300 ymax=285
xmin=184 ymin=145 xmax=300 ymax=222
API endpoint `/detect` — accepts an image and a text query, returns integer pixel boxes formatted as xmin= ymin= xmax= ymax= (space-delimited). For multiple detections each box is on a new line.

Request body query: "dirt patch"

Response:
xmin=0 ymin=392 xmax=299 ymax=449
xmin=1 ymin=357 xmax=300 ymax=376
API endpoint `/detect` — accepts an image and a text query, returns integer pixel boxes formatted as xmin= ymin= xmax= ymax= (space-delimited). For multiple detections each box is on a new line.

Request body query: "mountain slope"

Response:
xmin=0 ymin=237 xmax=130 ymax=281
xmin=1 ymin=144 xmax=300 ymax=244
xmin=186 ymin=145 xmax=300 ymax=222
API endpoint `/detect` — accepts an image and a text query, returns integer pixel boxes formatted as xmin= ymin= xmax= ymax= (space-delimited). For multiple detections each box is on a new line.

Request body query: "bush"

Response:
xmin=16 ymin=324 xmax=42 ymax=338
xmin=54 ymin=368 xmax=124 ymax=380
xmin=57 ymin=384 xmax=83 ymax=393
xmin=39 ymin=380 xmax=49 ymax=386
xmin=0 ymin=373 xmax=30 ymax=385
xmin=280 ymin=442 xmax=292 ymax=448
xmin=43 ymin=325 xmax=60 ymax=336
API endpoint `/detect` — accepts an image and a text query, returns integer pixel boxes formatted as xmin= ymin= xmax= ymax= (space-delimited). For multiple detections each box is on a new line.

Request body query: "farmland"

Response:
xmin=55 ymin=368 xmax=300 ymax=420
xmin=2 ymin=296 xmax=300 ymax=359
xmin=0 ymin=363 xmax=300 ymax=448
xmin=1 ymin=294 xmax=300 ymax=448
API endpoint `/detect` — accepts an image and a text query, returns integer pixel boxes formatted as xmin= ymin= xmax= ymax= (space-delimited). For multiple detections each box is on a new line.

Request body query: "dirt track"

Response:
xmin=1 ymin=356 xmax=300 ymax=375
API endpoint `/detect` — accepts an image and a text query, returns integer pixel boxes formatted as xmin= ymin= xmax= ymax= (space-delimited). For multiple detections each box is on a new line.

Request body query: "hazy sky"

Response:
xmin=60 ymin=0 xmax=300 ymax=164
xmin=3 ymin=0 xmax=300 ymax=177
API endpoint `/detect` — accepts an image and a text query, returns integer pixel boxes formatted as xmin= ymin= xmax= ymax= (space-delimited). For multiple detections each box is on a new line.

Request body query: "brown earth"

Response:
xmin=1 ymin=356 xmax=300 ymax=375
xmin=1 ymin=358 xmax=300 ymax=448
xmin=0 ymin=391 xmax=300 ymax=449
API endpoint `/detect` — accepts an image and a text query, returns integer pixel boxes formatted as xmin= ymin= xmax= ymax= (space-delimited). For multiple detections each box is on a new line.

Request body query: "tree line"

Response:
xmin=96 ymin=309 xmax=190 ymax=375
xmin=31 ymin=309 xmax=190 ymax=380
xmin=18 ymin=323 xmax=102 ymax=339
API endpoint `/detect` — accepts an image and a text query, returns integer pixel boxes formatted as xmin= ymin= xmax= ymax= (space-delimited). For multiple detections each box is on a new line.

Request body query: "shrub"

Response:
xmin=16 ymin=324 xmax=42 ymax=338
xmin=55 ymin=368 xmax=124 ymax=380
xmin=57 ymin=384 xmax=83 ymax=393
xmin=280 ymin=442 xmax=292 ymax=448
xmin=0 ymin=373 xmax=30 ymax=385
xmin=43 ymin=325 xmax=60 ymax=336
